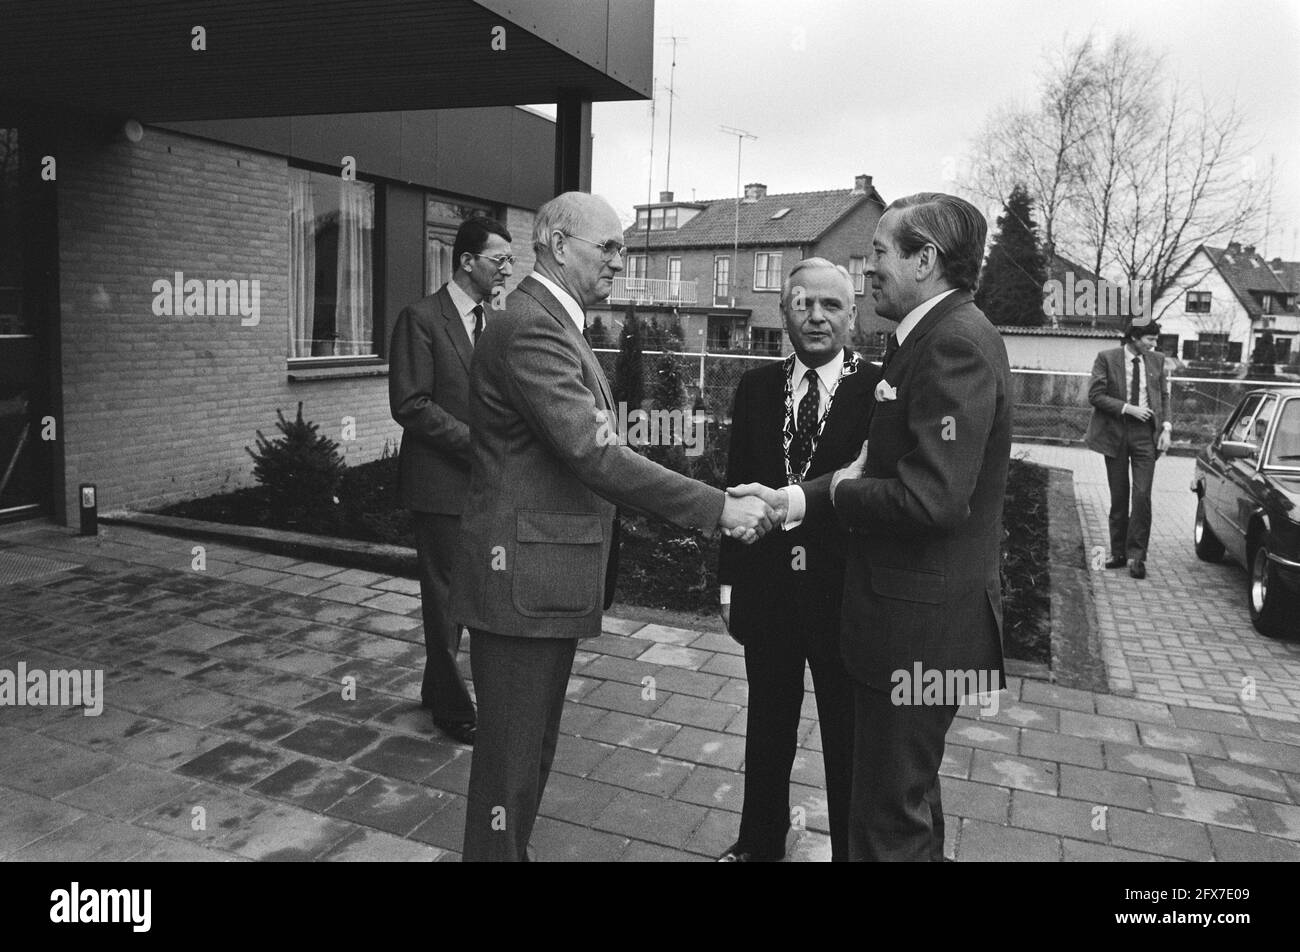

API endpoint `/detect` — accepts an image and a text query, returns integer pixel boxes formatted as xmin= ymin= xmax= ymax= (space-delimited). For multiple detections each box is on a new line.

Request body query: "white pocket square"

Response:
xmin=875 ymin=380 xmax=898 ymax=401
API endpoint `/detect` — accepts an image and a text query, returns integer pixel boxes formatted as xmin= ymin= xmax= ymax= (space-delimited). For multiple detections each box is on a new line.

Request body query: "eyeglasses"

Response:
xmin=561 ymin=232 xmax=626 ymax=260
xmin=472 ymin=253 xmax=516 ymax=268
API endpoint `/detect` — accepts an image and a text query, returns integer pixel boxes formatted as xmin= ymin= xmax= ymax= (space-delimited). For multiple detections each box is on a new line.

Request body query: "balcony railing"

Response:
xmin=609 ymin=276 xmax=697 ymax=306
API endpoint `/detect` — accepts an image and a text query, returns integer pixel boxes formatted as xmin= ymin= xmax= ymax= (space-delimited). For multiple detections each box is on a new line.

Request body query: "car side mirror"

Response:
xmin=1220 ymin=440 xmax=1258 ymax=460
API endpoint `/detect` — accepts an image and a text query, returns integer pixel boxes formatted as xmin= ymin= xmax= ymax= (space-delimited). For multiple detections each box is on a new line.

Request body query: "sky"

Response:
xmin=565 ymin=0 xmax=1300 ymax=259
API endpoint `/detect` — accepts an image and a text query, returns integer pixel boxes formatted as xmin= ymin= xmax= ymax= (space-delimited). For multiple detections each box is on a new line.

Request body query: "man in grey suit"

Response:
xmin=1085 ymin=321 xmax=1172 ymax=580
xmin=733 ymin=193 xmax=1011 ymax=861
xmin=451 ymin=191 xmax=776 ymax=862
xmin=389 ymin=216 xmax=515 ymax=745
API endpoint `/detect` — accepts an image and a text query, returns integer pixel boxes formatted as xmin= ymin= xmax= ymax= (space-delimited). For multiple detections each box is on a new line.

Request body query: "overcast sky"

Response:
xmin=577 ymin=0 xmax=1300 ymax=259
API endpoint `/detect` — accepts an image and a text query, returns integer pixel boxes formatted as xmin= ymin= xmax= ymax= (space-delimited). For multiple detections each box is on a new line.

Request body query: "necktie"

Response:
xmin=1130 ymin=355 xmax=1140 ymax=407
xmin=882 ymin=333 xmax=900 ymax=371
xmin=789 ymin=368 xmax=821 ymax=475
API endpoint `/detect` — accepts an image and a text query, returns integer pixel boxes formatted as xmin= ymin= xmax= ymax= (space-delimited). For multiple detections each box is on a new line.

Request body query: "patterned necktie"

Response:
xmin=1130 ymin=355 xmax=1141 ymax=407
xmin=472 ymin=304 xmax=485 ymax=346
xmin=789 ymin=368 xmax=821 ymax=475
xmin=882 ymin=333 xmax=901 ymax=371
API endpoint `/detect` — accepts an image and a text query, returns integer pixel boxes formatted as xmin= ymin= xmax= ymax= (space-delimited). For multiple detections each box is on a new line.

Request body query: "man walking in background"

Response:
xmin=389 ymin=215 xmax=515 ymax=745
xmin=1085 ymin=321 xmax=1172 ymax=580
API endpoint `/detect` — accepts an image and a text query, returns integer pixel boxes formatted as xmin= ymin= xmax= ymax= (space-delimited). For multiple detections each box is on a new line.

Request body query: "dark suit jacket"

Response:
xmin=718 ymin=350 xmax=878 ymax=644
xmin=388 ymin=284 xmax=475 ymax=514
xmin=1085 ymin=346 xmax=1170 ymax=457
xmin=450 ymin=274 xmax=725 ymax=641
xmin=802 ymin=290 xmax=1011 ymax=693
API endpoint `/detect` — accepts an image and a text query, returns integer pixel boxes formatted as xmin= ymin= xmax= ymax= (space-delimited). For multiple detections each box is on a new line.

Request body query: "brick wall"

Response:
xmin=57 ymin=126 xmax=406 ymax=518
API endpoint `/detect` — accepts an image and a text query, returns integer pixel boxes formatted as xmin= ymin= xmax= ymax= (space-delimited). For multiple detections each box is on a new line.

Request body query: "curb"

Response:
xmin=1044 ymin=467 xmax=1110 ymax=692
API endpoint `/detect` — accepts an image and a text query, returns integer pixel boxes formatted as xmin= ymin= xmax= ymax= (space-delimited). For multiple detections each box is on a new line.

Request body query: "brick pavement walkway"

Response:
xmin=2 ymin=514 xmax=1299 ymax=861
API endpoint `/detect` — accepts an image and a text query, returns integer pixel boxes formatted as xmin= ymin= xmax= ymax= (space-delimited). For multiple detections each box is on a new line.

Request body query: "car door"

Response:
xmin=1219 ymin=394 xmax=1277 ymax=559
xmin=1206 ymin=394 xmax=1262 ymax=545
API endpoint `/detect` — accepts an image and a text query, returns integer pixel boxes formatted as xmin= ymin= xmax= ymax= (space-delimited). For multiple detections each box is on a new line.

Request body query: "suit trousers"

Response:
xmin=738 ymin=620 xmax=855 ymax=860
xmin=850 ymin=684 xmax=957 ymax=862
xmin=413 ymin=512 xmax=476 ymax=722
xmin=462 ymin=629 xmax=577 ymax=862
xmin=1103 ymin=418 xmax=1157 ymax=562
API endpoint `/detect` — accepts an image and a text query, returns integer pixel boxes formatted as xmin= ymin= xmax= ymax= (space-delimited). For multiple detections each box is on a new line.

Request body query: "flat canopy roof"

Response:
xmin=0 ymin=0 xmax=652 ymax=121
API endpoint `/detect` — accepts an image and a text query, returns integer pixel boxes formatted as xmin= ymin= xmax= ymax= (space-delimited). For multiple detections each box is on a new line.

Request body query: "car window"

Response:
xmin=1251 ymin=396 xmax=1278 ymax=445
xmin=1267 ymin=399 xmax=1300 ymax=467
xmin=1225 ymin=394 xmax=1263 ymax=442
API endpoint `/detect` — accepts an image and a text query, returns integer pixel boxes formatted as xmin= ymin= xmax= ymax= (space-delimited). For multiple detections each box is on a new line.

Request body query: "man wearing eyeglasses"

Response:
xmin=390 ymin=215 xmax=514 ymax=747
xmin=451 ymin=191 xmax=777 ymax=861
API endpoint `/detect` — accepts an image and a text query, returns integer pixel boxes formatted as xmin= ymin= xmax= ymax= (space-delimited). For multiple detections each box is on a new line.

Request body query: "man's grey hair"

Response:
xmin=781 ymin=257 xmax=856 ymax=310
xmin=532 ymin=191 xmax=606 ymax=258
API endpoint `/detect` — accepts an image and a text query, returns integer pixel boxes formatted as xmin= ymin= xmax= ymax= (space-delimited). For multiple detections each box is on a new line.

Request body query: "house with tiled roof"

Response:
xmin=1151 ymin=242 xmax=1300 ymax=371
xmin=588 ymin=174 xmax=887 ymax=356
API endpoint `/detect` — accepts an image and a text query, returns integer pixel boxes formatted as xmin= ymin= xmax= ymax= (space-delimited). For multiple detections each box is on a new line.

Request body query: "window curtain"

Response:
xmin=288 ymin=170 xmax=315 ymax=359
xmin=336 ymin=179 xmax=374 ymax=356
xmin=426 ymin=234 xmax=453 ymax=296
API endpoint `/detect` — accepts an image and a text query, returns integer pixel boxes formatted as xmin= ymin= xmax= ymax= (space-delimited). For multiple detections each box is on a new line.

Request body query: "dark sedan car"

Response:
xmin=1191 ymin=388 xmax=1300 ymax=638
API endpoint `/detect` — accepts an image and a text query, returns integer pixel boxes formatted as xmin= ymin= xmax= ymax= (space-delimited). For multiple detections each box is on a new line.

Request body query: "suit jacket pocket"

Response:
xmin=513 ymin=510 xmax=604 ymax=618
xmin=869 ymin=564 xmax=945 ymax=604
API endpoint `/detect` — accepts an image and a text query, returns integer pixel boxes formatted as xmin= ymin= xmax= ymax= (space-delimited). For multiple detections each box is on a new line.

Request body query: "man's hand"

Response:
xmin=725 ymin=483 xmax=788 ymax=532
xmin=1157 ymin=428 xmax=1171 ymax=453
xmin=719 ymin=603 xmax=731 ymax=633
xmin=830 ymin=439 xmax=870 ymax=504
xmin=1123 ymin=403 xmax=1154 ymax=423
xmin=719 ymin=491 xmax=776 ymax=544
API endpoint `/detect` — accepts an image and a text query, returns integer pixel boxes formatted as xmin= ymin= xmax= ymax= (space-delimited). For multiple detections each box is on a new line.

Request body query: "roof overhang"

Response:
xmin=0 ymin=0 xmax=652 ymax=121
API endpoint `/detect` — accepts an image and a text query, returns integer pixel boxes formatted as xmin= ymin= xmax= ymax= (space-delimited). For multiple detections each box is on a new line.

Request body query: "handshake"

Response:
xmin=719 ymin=441 xmax=869 ymax=544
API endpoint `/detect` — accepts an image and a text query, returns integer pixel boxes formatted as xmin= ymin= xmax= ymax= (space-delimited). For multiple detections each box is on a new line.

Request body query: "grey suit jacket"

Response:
xmin=389 ymin=285 xmax=475 ymax=514
xmin=1085 ymin=346 xmax=1170 ymax=457
xmin=450 ymin=274 xmax=725 ymax=640
xmin=801 ymin=290 xmax=1011 ymax=693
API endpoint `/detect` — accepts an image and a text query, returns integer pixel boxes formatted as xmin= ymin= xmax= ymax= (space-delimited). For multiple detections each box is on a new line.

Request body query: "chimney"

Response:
xmin=659 ymin=190 xmax=674 ymax=203
xmin=1227 ymin=241 xmax=1242 ymax=253
xmin=1272 ymin=257 xmax=1285 ymax=273
xmin=742 ymin=182 xmax=766 ymax=202
xmin=1244 ymin=244 xmax=1256 ymax=258
xmin=852 ymin=174 xmax=872 ymax=194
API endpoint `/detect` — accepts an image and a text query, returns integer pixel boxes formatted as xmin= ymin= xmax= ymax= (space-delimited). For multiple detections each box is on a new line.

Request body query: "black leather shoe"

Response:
xmin=432 ymin=718 xmax=476 ymax=746
xmin=1105 ymin=557 xmax=1128 ymax=569
xmin=1129 ymin=560 xmax=1146 ymax=579
xmin=716 ymin=841 xmax=783 ymax=862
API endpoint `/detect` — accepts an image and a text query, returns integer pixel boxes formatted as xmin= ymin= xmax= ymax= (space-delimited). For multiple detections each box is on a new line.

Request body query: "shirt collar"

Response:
xmin=445 ymin=278 xmax=479 ymax=319
xmin=530 ymin=270 xmax=586 ymax=334
xmin=792 ymin=349 xmax=846 ymax=394
xmin=895 ymin=288 xmax=957 ymax=345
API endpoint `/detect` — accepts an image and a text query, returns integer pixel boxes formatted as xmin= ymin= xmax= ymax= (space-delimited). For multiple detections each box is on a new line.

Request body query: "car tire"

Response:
xmin=1249 ymin=539 xmax=1299 ymax=639
xmin=1194 ymin=497 xmax=1225 ymax=562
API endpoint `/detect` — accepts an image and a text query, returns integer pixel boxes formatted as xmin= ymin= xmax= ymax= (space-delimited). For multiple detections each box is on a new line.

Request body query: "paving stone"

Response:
xmin=1219 ymin=734 xmax=1300 ymax=774
xmin=682 ymin=807 xmax=741 ymax=856
xmin=578 ymin=710 xmax=680 ymax=753
xmin=618 ymin=840 xmax=708 ymax=862
xmin=581 ymin=678 xmax=666 ymax=717
xmin=277 ymin=718 xmax=380 ymax=761
xmin=210 ymin=703 xmax=302 ymax=742
xmin=628 ymin=623 xmax=700 ymax=646
xmin=1059 ymin=710 xmax=1140 ymax=745
xmin=659 ymin=726 xmax=747 ymax=771
xmin=407 ymin=795 xmax=466 ymax=851
xmin=673 ymin=765 xmax=744 ymax=813
xmin=0 ymin=789 xmax=86 ymax=858
xmin=1207 ymin=825 xmax=1300 ymax=861
xmin=652 ymin=693 xmax=742 ymax=732
xmin=267 ymin=574 xmax=337 ymax=597
xmin=600 ymin=616 xmax=646 ymax=636
xmin=701 ymin=653 xmax=747 ymax=679
xmin=251 ymin=759 xmax=373 ymax=812
xmin=1019 ymin=681 xmax=1096 ymax=713
xmin=57 ymin=763 xmax=198 ymax=821
xmin=136 ymin=782 xmax=272 ymax=849
xmin=42 ymin=705 xmax=162 ymax=751
xmin=711 ymin=678 xmax=749 ymax=706
xmin=685 ymin=631 xmax=744 ymax=656
xmin=558 ymin=701 xmax=608 ymax=737
xmin=940 ymin=743 xmax=973 ymax=779
xmin=1106 ymin=807 xmax=1215 ymax=860
xmin=1094 ymin=695 xmax=1175 ymax=725
xmin=1149 ymin=780 xmax=1255 ymax=831
xmin=979 ymin=700 xmax=1060 ymax=733
xmin=1190 ymin=757 xmax=1291 ymax=803
xmin=539 ymin=772 xmax=625 ymax=826
xmin=320 ymin=568 xmax=388 ymax=588
xmin=1135 ymin=723 xmax=1226 ymax=758
xmin=1010 ymin=790 xmax=1107 ymax=842
xmin=957 ymin=818 xmax=1060 ymax=861
xmin=969 ymin=750 xmax=1058 ymax=795
xmin=591 ymin=789 xmax=709 ymax=850
xmin=575 ymin=654 xmax=648 ymax=686
xmin=948 ymin=718 xmax=1018 ymax=753
xmin=326 ymin=776 xmax=450 ymax=836
xmin=1253 ymin=716 xmax=1300 ymax=747
xmin=424 ymin=750 xmax=473 ymax=797
xmin=1245 ymin=799 xmax=1300 ymax=841
xmin=587 ymin=747 xmax=693 ymax=798
xmin=940 ymin=777 xmax=1010 ymax=823
xmin=1062 ymin=839 xmax=1178 ymax=862
xmin=9 ymin=816 xmax=167 ymax=861
xmin=359 ymin=592 xmax=422 ymax=615
xmin=549 ymin=736 xmax=618 ymax=778
xmin=1019 ymin=728 xmax=1104 ymax=769
xmin=1 ymin=734 xmax=121 ymax=798
xmin=1169 ymin=706 xmax=1254 ymax=737
xmin=636 ymin=643 xmax=713 ymax=671
xmin=241 ymin=673 xmax=335 ymax=709
xmin=177 ymin=738 xmax=293 ymax=786
xmin=350 ymin=734 xmax=456 ymax=782
xmin=1104 ymin=742 xmax=1195 ymax=784
xmin=318 ymin=826 xmax=446 ymax=862
xmin=295 ymin=688 xmax=399 ymax=723
xmin=650 ymin=666 xmax=727 ymax=699
xmin=530 ymin=816 xmax=629 ymax=862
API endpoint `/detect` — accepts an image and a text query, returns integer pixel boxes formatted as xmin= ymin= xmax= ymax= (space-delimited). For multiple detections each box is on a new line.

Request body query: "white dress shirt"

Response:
xmin=529 ymin=270 xmax=587 ymax=335
xmin=446 ymin=278 xmax=484 ymax=343
xmin=782 ymin=288 xmax=958 ymax=530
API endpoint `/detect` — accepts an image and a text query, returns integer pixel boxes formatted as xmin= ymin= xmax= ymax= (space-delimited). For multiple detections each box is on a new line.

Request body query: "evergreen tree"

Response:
xmin=585 ymin=316 xmax=611 ymax=349
xmin=650 ymin=318 xmax=686 ymax=412
xmin=976 ymin=184 xmax=1047 ymax=327
xmin=1250 ymin=330 xmax=1278 ymax=379
xmin=613 ymin=303 xmax=645 ymax=411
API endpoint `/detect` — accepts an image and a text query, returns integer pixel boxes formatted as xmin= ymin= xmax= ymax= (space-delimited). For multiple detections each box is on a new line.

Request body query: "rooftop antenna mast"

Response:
xmin=662 ymin=34 xmax=687 ymax=195
xmin=719 ymin=125 xmax=757 ymax=309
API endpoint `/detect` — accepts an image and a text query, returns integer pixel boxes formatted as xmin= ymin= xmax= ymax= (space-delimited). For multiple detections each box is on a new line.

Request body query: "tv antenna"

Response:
xmin=719 ymin=125 xmax=757 ymax=308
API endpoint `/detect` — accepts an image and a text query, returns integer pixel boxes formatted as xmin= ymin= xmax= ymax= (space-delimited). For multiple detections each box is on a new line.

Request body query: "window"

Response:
xmin=1267 ymin=399 xmax=1300 ymax=468
xmin=1224 ymin=395 xmax=1264 ymax=443
xmin=1260 ymin=293 xmax=1274 ymax=314
xmin=1188 ymin=332 xmax=1241 ymax=363
xmin=289 ymin=168 xmax=377 ymax=358
xmin=754 ymin=252 xmax=782 ymax=291
xmin=663 ymin=207 xmax=678 ymax=229
xmin=1275 ymin=337 xmax=1293 ymax=362
xmin=626 ymin=254 xmax=647 ymax=288
xmin=650 ymin=208 xmax=665 ymax=230
xmin=770 ymin=207 xmax=791 ymax=220
xmin=848 ymin=256 xmax=867 ymax=295
xmin=1250 ymin=395 xmax=1279 ymax=447
xmin=667 ymin=257 xmax=682 ymax=295
xmin=635 ymin=209 xmax=649 ymax=230
xmin=1157 ymin=334 xmax=1178 ymax=358
xmin=1185 ymin=291 xmax=1212 ymax=313
xmin=713 ymin=256 xmax=730 ymax=300
xmin=751 ymin=327 xmax=783 ymax=355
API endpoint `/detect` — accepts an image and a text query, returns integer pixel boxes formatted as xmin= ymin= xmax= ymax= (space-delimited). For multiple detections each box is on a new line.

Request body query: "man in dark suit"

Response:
xmin=1085 ymin=321 xmax=1172 ymax=580
xmin=389 ymin=216 xmax=515 ymax=745
xmin=717 ymin=258 xmax=877 ymax=863
xmin=733 ymin=193 xmax=1011 ymax=861
xmin=450 ymin=191 xmax=777 ymax=862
